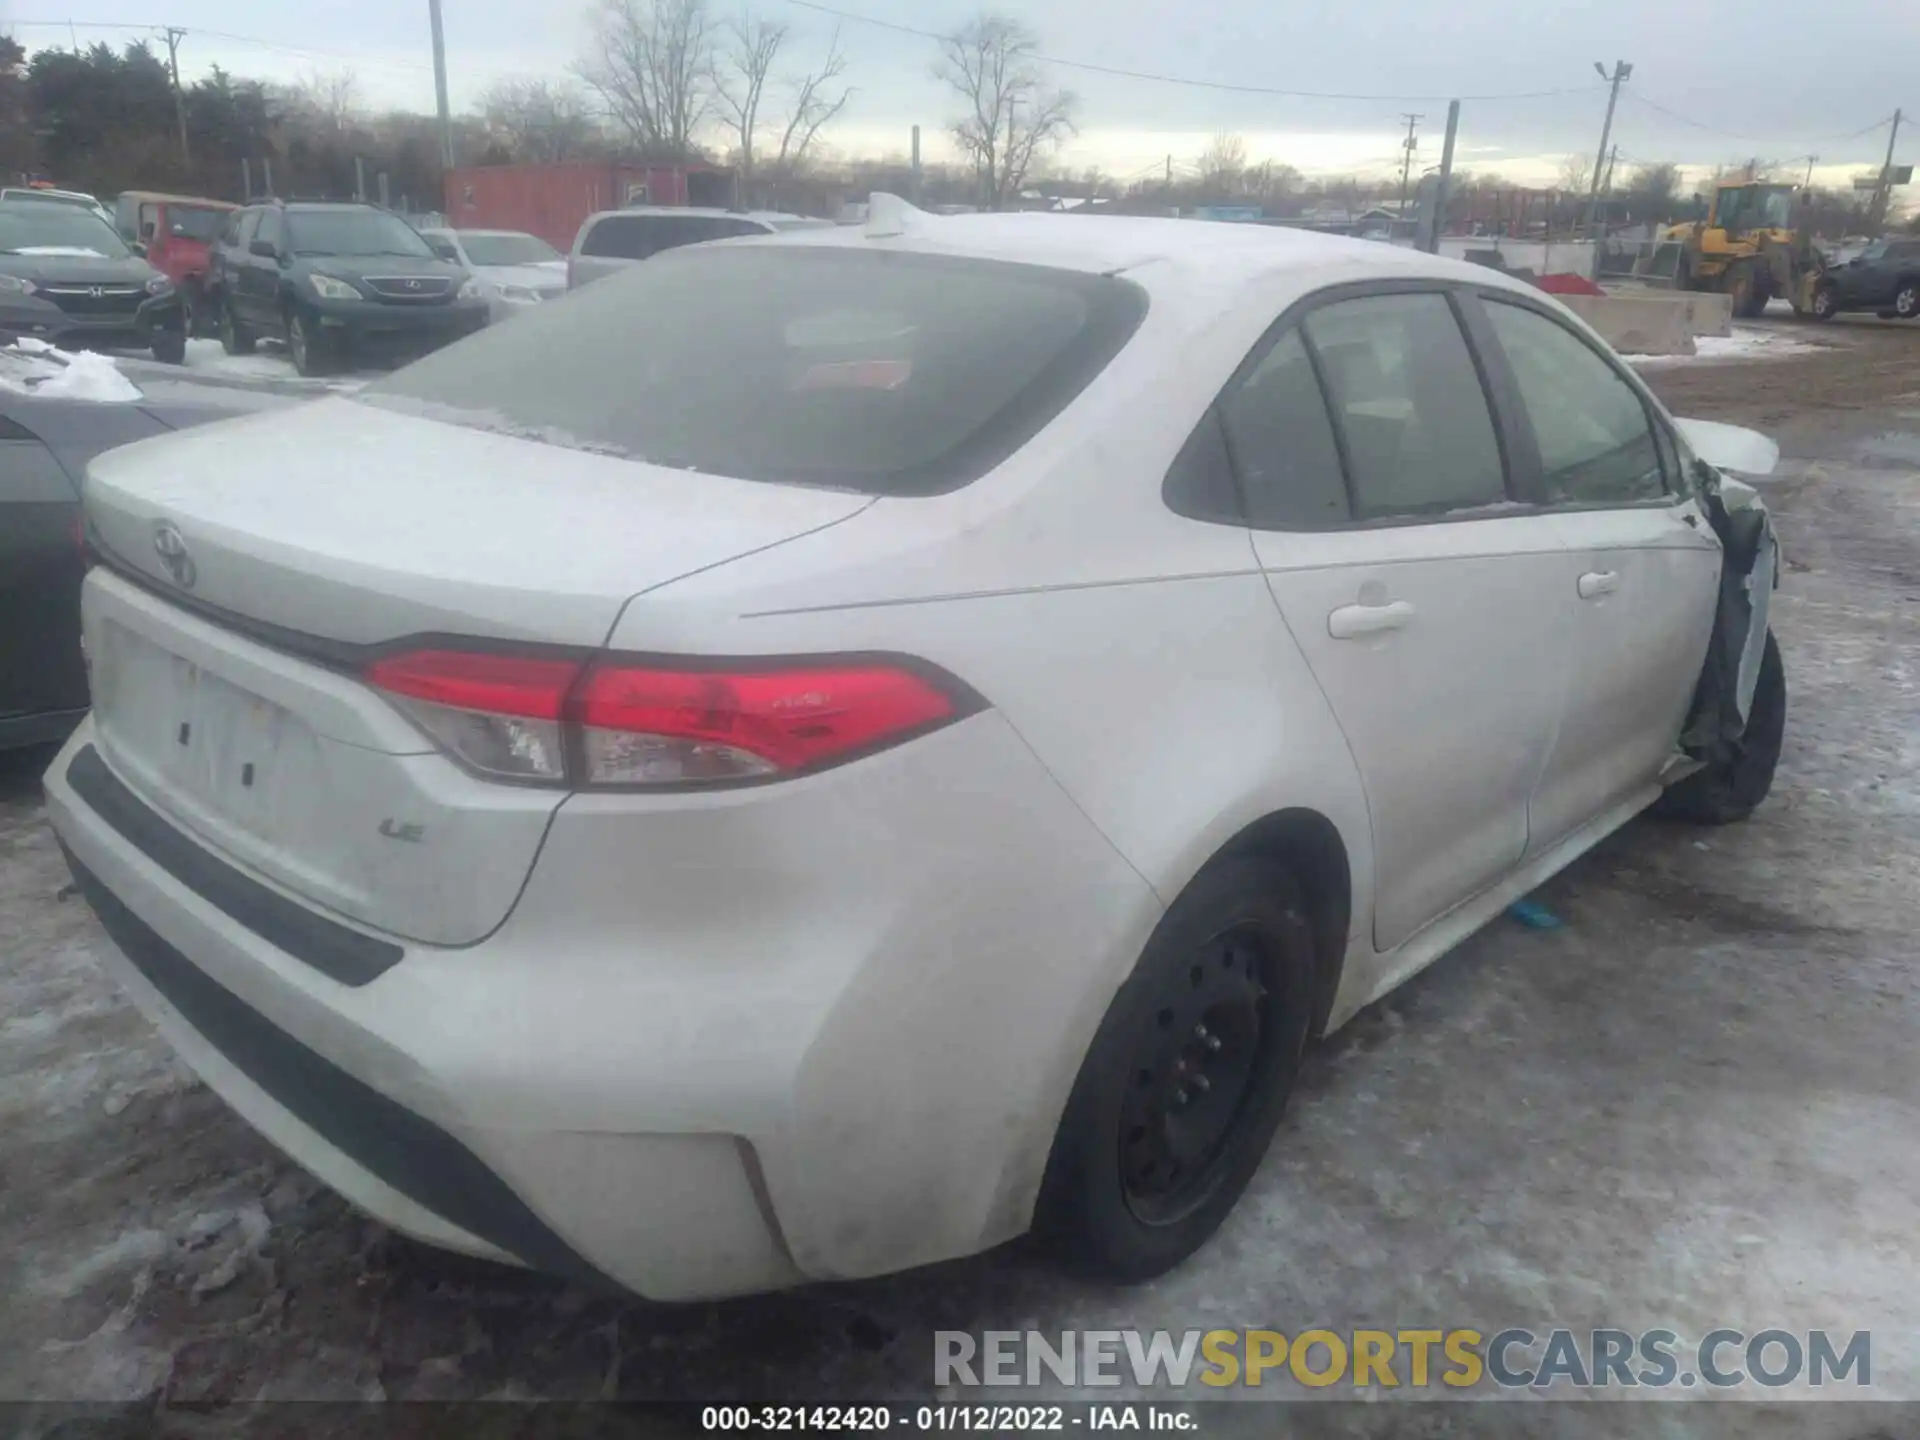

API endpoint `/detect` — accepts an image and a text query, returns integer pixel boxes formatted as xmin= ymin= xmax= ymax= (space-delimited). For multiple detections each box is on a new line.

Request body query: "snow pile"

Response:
xmin=1625 ymin=327 xmax=1826 ymax=367
xmin=0 ymin=339 xmax=143 ymax=402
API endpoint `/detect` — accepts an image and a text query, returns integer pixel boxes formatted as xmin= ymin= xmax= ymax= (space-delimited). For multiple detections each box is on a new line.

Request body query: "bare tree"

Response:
xmin=1621 ymin=161 xmax=1681 ymax=224
xmin=765 ymin=30 xmax=849 ymax=184
xmin=1198 ymin=131 xmax=1247 ymax=201
xmin=934 ymin=14 xmax=1076 ymax=210
xmin=294 ymin=66 xmax=360 ymax=134
xmin=715 ymin=15 xmax=849 ymax=198
xmin=578 ymin=0 xmax=715 ymax=160
xmin=1557 ymin=152 xmax=1593 ymax=196
xmin=478 ymin=78 xmax=597 ymax=162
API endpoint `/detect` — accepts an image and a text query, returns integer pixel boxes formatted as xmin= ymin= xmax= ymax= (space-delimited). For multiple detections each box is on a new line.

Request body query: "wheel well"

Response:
xmin=1203 ymin=808 xmax=1351 ymax=1037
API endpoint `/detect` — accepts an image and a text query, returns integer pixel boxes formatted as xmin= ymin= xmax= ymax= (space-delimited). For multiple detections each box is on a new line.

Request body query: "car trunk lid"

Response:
xmin=79 ymin=398 xmax=872 ymax=946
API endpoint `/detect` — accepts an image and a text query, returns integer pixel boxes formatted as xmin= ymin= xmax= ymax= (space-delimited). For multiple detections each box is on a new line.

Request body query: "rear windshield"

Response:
xmin=357 ymin=245 xmax=1147 ymax=496
xmin=166 ymin=205 xmax=228 ymax=242
xmin=580 ymin=213 xmax=771 ymax=259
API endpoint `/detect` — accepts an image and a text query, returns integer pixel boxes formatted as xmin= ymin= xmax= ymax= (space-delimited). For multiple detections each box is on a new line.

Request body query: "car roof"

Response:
xmin=1 ymin=187 xmax=102 ymax=204
xmin=753 ymin=208 xmax=1536 ymax=294
xmin=118 ymin=191 xmax=236 ymax=209
xmin=448 ymin=227 xmax=547 ymax=238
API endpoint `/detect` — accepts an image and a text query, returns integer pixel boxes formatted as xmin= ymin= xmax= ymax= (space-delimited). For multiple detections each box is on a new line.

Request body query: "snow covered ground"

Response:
xmin=1625 ymin=324 xmax=1830 ymax=367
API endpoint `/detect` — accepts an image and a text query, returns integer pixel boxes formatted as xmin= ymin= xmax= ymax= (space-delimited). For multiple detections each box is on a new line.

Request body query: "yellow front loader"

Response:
xmin=1639 ymin=181 xmax=1822 ymax=318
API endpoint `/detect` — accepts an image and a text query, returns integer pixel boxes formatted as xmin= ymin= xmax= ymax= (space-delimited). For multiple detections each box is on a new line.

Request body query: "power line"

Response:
xmin=776 ymin=0 xmax=1605 ymax=102
xmin=6 ymin=18 xmax=431 ymax=70
xmin=1621 ymin=92 xmax=1894 ymax=146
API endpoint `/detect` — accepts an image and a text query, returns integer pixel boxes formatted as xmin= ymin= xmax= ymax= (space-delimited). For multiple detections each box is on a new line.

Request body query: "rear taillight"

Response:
xmin=363 ymin=648 xmax=975 ymax=788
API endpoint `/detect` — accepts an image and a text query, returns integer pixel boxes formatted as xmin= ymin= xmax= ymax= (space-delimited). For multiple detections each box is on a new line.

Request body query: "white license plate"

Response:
xmin=95 ymin=622 xmax=323 ymax=838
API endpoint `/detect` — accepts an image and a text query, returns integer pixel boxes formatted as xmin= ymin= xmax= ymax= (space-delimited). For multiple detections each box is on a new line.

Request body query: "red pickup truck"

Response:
xmin=113 ymin=192 xmax=237 ymax=336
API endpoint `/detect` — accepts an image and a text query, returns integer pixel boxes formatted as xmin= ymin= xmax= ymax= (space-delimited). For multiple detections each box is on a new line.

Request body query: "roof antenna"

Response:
xmin=865 ymin=191 xmax=928 ymax=239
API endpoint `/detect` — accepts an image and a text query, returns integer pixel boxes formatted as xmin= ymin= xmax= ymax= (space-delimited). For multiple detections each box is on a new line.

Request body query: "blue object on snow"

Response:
xmin=1507 ymin=899 xmax=1563 ymax=930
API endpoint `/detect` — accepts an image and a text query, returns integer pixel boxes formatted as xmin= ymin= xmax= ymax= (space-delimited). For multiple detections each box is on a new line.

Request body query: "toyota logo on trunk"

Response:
xmin=152 ymin=522 xmax=197 ymax=589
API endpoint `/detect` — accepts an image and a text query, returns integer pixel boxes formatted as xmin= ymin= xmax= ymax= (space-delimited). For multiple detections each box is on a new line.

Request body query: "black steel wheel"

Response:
xmin=1035 ymin=856 xmax=1317 ymax=1281
xmin=1117 ymin=922 xmax=1277 ymax=1225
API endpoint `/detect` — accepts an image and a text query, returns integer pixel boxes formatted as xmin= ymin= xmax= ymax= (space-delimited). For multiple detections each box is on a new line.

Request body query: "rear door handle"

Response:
xmin=1328 ymin=600 xmax=1415 ymax=639
xmin=1577 ymin=570 xmax=1620 ymax=600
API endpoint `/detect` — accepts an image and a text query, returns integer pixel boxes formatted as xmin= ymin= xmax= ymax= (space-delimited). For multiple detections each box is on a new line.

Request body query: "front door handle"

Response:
xmin=1578 ymin=570 xmax=1620 ymax=600
xmin=1328 ymin=600 xmax=1415 ymax=639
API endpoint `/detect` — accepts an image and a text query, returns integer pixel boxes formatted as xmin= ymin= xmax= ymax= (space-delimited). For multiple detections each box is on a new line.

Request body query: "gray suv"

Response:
xmin=567 ymin=206 xmax=831 ymax=289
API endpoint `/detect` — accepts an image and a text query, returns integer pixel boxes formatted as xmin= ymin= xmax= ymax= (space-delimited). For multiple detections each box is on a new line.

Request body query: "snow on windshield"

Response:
xmin=0 ymin=339 xmax=143 ymax=402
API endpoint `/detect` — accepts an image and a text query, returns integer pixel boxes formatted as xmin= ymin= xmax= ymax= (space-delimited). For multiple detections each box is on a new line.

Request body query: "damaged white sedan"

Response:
xmin=46 ymin=199 xmax=1783 ymax=1299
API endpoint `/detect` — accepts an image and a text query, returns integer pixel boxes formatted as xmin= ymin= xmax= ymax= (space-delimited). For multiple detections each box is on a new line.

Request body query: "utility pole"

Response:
xmin=1418 ymin=100 xmax=1460 ymax=253
xmin=1870 ymin=108 xmax=1903 ymax=236
xmin=1803 ymin=155 xmax=1817 ymax=188
xmin=427 ymin=0 xmax=456 ymax=175
xmin=1585 ymin=60 xmax=1632 ymax=239
xmin=1397 ymin=112 xmax=1422 ymax=215
xmin=161 ymin=27 xmax=190 ymax=169
xmin=1602 ymin=143 xmax=1618 ymax=194
xmin=910 ymin=125 xmax=922 ymax=205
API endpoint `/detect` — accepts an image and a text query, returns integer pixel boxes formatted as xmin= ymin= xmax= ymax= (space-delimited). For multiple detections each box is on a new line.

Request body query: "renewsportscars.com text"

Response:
xmin=934 ymin=1328 xmax=1872 ymax=1391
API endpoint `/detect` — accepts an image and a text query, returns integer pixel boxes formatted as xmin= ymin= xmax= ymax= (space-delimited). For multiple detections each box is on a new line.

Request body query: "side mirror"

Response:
xmin=249 ymin=239 xmax=278 ymax=259
xmin=129 ymin=241 xmax=147 ymax=258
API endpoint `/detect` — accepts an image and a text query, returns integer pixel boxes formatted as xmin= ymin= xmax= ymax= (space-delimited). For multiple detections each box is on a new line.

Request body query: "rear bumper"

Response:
xmin=45 ymin=712 xmax=1160 ymax=1299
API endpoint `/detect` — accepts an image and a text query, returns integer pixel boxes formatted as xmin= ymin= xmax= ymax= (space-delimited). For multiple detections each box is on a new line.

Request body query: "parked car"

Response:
xmin=0 ymin=352 xmax=290 ymax=751
xmin=1809 ymin=236 xmax=1920 ymax=321
xmin=46 ymin=207 xmax=1787 ymax=1301
xmin=0 ymin=185 xmax=115 ymax=228
xmin=208 ymin=199 xmax=488 ymax=377
xmin=113 ymin=191 xmax=238 ymax=336
xmin=418 ymin=226 xmax=567 ymax=321
xmin=567 ymin=205 xmax=833 ymax=288
xmin=0 ymin=204 xmax=187 ymax=363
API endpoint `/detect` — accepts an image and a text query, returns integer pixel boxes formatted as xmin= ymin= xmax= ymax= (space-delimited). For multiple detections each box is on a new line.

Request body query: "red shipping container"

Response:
xmin=441 ymin=163 xmax=731 ymax=251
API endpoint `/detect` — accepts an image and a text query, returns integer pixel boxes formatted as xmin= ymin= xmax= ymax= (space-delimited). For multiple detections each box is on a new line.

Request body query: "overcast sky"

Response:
xmin=6 ymin=0 xmax=1916 ymax=190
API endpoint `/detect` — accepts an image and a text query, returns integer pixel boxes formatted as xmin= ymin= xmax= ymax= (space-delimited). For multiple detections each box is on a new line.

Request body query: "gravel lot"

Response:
xmin=3 ymin=317 xmax=1916 ymax=1431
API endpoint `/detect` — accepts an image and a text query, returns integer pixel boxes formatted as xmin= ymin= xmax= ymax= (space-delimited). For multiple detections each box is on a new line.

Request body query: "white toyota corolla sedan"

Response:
xmin=45 ymin=198 xmax=1786 ymax=1300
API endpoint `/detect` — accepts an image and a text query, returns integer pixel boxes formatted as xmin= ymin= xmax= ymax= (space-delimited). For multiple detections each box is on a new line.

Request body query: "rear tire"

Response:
xmin=1034 ymin=856 xmax=1316 ymax=1282
xmin=1655 ymin=631 xmax=1786 ymax=825
xmin=219 ymin=298 xmax=255 ymax=355
xmin=1894 ymin=281 xmax=1920 ymax=320
xmin=149 ymin=328 xmax=186 ymax=365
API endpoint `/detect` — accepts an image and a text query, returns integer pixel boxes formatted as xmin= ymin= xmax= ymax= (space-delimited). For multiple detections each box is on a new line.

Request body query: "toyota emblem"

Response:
xmin=152 ymin=522 xmax=197 ymax=589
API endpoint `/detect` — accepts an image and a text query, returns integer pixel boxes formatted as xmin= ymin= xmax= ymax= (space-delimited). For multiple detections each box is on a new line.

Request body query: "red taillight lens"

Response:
xmin=363 ymin=649 xmax=971 ymax=789
xmin=364 ymin=650 xmax=578 ymax=719
xmin=572 ymin=662 xmax=959 ymax=785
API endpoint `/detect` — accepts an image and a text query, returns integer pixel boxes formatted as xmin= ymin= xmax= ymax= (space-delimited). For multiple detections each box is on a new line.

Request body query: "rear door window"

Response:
xmin=360 ymin=246 xmax=1147 ymax=496
xmin=252 ymin=210 xmax=282 ymax=254
xmin=1216 ymin=328 xmax=1350 ymax=528
xmin=1482 ymin=298 xmax=1665 ymax=505
xmin=1303 ymin=292 xmax=1506 ymax=520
